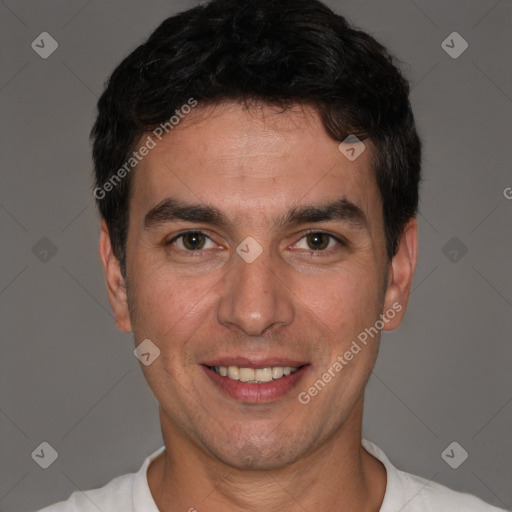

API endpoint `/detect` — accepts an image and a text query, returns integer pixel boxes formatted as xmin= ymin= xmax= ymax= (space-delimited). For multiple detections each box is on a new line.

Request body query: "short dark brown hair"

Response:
xmin=91 ymin=0 xmax=421 ymax=273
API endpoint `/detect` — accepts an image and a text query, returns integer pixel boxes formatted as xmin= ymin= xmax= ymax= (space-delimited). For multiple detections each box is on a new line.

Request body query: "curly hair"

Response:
xmin=91 ymin=0 xmax=421 ymax=274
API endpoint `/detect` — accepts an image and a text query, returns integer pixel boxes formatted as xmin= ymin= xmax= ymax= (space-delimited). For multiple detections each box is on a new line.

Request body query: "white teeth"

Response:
xmin=227 ymin=366 xmax=240 ymax=380
xmin=255 ymin=367 xmax=273 ymax=382
xmin=212 ymin=365 xmax=299 ymax=383
xmin=272 ymin=366 xmax=284 ymax=379
xmin=239 ymin=368 xmax=255 ymax=382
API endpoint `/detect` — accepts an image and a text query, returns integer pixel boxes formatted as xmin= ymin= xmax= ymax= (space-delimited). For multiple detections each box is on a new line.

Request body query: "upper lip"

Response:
xmin=201 ymin=357 xmax=309 ymax=369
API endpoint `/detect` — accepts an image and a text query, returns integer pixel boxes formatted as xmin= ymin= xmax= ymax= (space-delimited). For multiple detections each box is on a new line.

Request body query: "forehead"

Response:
xmin=130 ymin=102 xmax=380 ymax=223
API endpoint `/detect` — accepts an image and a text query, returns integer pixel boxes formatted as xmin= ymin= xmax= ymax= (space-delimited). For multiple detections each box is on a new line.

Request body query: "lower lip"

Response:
xmin=201 ymin=365 xmax=310 ymax=403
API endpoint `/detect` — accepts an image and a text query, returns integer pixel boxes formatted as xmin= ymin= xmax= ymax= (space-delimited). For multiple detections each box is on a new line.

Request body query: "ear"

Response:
xmin=382 ymin=217 xmax=418 ymax=331
xmin=99 ymin=219 xmax=132 ymax=333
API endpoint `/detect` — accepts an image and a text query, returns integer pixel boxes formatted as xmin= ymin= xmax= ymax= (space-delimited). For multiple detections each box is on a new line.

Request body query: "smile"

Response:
xmin=201 ymin=363 xmax=310 ymax=403
xmin=207 ymin=365 xmax=299 ymax=383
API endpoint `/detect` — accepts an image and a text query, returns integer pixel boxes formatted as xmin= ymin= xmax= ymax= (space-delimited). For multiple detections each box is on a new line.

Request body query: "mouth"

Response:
xmin=200 ymin=359 xmax=310 ymax=403
xmin=207 ymin=364 xmax=300 ymax=382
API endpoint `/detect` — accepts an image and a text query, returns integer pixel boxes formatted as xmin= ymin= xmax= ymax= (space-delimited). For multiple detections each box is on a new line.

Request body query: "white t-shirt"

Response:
xmin=36 ymin=439 xmax=505 ymax=511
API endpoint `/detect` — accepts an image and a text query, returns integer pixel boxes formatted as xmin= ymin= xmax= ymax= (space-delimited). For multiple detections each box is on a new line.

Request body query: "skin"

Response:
xmin=99 ymin=102 xmax=417 ymax=511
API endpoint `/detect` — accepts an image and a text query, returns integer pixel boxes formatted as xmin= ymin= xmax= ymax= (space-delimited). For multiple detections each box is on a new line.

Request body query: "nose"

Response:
xmin=216 ymin=246 xmax=294 ymax=336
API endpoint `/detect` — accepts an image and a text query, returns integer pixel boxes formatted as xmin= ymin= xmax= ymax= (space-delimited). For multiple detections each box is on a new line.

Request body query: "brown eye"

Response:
xmin=175 ymin=231 xmax=208 ymax=250
xmin=182 ymin=232 xmax=205 ymax=250
xmin=305 ymin=233 xmax=330 ymax=250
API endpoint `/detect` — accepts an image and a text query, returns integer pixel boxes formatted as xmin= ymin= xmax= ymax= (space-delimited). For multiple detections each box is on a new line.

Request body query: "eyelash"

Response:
xmin=167 ymin=230 xmax=218 ymax=253
xmin=167 ymin=229 xmax=346 ymax=255
xmin=293 ymin=229 xmax=346 ymax=254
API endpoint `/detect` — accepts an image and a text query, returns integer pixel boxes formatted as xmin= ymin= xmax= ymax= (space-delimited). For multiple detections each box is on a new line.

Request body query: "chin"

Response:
xmin=208 ymin=433 xmax=307 ymax=471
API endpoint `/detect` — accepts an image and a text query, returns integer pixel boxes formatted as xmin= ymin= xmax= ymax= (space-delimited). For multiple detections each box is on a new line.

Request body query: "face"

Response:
xmin=100 ymin=102 xmax=417 ymax=470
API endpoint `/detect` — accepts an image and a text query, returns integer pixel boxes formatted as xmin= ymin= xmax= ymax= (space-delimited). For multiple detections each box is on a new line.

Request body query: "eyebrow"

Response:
xmin=280 ymin=198 xmax=368 ymax=229
xmin=144 ymin=197 xmax=368 ymax=230
xmin=144 ymin=198 xmax=229 ymax=229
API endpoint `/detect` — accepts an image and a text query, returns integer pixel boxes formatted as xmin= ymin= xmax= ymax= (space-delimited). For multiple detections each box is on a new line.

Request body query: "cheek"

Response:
xmin=129 ymin=272 xmax=217 ymax=392
xmin=129 ymin=260 xmax=216 ymax=344
xmin=295 ymin=265 xmax=383 ymax=337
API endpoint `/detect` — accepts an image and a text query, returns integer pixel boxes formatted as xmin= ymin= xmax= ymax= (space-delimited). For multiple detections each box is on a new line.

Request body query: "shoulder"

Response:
xmin=362 ymin=438 xmax=506 ymax=512
xmin=34 ymin=445 xmax=165 ymax=512
xmin=398 ymin=470 xmax=506 ymax=512
xmin=35 ymin=473 xmax=135 ymax=512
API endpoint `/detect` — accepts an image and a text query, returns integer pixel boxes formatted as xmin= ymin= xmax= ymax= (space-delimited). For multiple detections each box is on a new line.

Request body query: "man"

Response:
xmin=38 ymin=0 xmax=505 ymax=510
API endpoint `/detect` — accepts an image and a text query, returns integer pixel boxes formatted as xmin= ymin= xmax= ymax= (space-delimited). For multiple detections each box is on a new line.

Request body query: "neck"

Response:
xmin=148 ymin=399 xmax=386 ymax=512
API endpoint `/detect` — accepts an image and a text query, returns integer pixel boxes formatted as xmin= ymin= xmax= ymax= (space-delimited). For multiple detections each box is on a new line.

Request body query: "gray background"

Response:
xmin=0 ymin=0 xmax=511 ymax=510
